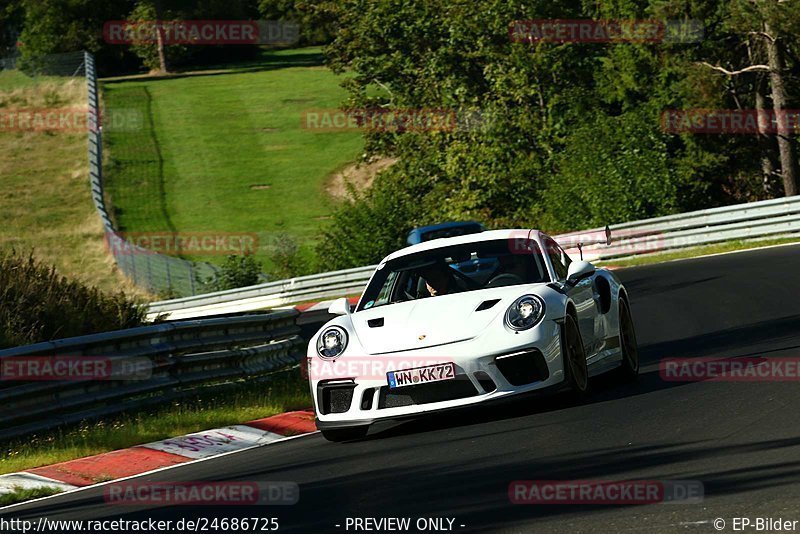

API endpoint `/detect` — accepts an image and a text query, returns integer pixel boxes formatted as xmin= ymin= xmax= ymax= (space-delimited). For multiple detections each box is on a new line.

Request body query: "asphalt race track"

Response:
xmin=4 ymin=244 xmax=800 ymax=533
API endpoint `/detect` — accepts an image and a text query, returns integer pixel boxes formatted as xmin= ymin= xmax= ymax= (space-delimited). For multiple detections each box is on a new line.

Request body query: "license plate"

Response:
xmin=387 ymin=363 xmax=456 ymax=389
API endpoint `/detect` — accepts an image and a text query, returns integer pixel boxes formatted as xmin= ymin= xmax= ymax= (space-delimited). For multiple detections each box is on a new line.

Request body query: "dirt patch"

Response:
xmin=250 ymin=184 xmax=272 ymax=190
xmin=326 ymin=156 xmax=398 ymax=200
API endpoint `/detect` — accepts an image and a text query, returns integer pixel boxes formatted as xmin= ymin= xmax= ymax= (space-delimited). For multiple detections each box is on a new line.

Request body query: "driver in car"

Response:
xmin=487 ymin=254 xmax=529 ymax=287
xmin=420 ymin=264 xmax=451 ymax=296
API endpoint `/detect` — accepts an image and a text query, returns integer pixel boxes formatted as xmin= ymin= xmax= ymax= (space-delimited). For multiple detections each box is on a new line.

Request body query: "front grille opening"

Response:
xmin=361 ymin=388 xmax=375 ymax=410
xmin=318 ymin=381 xmax=355 ymax=415
xmin=474 ymin=371 xmax=496 ymax=393
xmin=378 ymin=377 xmax=478 ymax=409
xmin=495 ymin=349 xmax=549 ymax=386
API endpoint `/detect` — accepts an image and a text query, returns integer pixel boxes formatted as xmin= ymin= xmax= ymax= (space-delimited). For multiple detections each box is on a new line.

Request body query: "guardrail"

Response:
xmin=148 ymin=265 xmax=376 ymax=321
xmin=566 ymin=194 xmax=800 ymax=262
xmin=148 ymin=195 xmax=800 ymax=320
xmin=0 ymin=310 xmax=303 ymax=441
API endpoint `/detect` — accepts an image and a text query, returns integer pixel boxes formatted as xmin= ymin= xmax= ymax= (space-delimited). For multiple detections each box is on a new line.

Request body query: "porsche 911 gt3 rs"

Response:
xmin=307 ymin=229 xmax=638 ymax=442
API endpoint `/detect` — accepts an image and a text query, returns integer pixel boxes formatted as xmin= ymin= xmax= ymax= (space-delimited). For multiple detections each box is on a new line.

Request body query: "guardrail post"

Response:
xmin=146 ymin=253 xmax=153 ymax=291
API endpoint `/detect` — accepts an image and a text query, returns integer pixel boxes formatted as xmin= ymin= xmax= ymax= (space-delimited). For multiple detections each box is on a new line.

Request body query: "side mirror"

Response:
xmin=566 ymin=261 xmax=596 ymax=285
xmin=328 ymin=297 xmax=352 ymax=316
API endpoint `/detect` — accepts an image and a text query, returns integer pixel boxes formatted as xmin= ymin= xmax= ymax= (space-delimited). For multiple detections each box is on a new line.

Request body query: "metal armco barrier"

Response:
xmin=148 ymin=265 xmax=376 ymax=321
xmin=566 ymin=194 xmax=800 ymax=262
xmin=0 ymin=310 xmax=302 ymax=441
xmin=148 ymin=195 xmax=800 ymax=320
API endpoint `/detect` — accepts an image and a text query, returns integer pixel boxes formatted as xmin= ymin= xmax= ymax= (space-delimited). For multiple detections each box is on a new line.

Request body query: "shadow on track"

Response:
xmin=362 ymin=364 xmax=690 ymax=443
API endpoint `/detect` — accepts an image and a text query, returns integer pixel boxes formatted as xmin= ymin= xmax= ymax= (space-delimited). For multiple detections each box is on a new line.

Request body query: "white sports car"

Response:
xmin=307 ymin=229 xmax=638 ymax=442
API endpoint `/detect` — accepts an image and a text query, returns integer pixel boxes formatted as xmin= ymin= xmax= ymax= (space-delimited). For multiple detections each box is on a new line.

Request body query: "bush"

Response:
xmin=209 ymin=254 xmax=263 ymax=291
xmin=0 ymin=251 xmax=147 ymax=349
xmin=316 ymin=164 xmax=433 ymax=270
xmin=267 ymin=233 xmax=311 ymax=280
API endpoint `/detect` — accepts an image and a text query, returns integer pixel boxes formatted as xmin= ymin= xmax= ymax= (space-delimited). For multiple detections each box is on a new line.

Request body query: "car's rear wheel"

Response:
xmin=562 ymin=314 xmax=589 ymax=395
xmin=321 ymin=425 xmax=369 ymax=442
xmin=617 ymin=299 xmax=639 ymax=381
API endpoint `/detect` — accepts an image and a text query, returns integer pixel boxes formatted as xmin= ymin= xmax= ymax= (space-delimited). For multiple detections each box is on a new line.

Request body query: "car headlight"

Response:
xmin=316 ymin=326 xmax=348 ymax=359
xmin=505 ymin=295 xmax=545 ymax=331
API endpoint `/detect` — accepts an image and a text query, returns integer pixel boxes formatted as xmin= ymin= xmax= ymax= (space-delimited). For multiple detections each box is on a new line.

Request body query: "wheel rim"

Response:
xmin=566 ymin=319 xmax=588 ymax=391
xmin=620 ymin=301 xmax=639 ymax=371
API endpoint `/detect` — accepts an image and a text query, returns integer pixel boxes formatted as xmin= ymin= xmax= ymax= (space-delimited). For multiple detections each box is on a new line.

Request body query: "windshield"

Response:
xmin=357 ymin=239 xmax=549 ymax=311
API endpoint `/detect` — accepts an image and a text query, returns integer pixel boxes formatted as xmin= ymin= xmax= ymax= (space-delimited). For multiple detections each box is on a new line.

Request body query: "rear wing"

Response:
xmin=557 ymin=226 xmax=612 ymax=260
xmin=578 ymin=225 xmax=611 ymax=260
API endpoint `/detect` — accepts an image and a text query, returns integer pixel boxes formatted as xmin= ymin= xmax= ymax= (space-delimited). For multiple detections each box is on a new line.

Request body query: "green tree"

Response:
xmin=698 ymin=0 xmax=800 ymax=196
xmin=126 ymin=0 xmax=261 ymax=72
xmin=17 ymin=0 xmax=133 ymax=73
xmin=317 ymin=0 xmax=796 ymax=268
xmin=258 ymin=0 xmax=338 ymax=45
xmin=0 ymin=0 xmax=24 ymax=57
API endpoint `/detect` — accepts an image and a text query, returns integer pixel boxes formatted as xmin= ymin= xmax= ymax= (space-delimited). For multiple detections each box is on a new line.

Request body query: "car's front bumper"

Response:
xmin=310 ymin=320 xmax=567 ymax=428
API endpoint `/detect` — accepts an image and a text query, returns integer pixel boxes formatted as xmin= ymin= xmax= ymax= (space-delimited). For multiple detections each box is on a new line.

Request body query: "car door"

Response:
xmin=543 ymin=238 xmax=598 ymax=353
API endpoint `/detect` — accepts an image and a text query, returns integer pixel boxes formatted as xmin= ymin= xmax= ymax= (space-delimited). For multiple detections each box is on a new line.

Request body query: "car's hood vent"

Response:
xmin=475 ymin=299 xmax=500 ymax=312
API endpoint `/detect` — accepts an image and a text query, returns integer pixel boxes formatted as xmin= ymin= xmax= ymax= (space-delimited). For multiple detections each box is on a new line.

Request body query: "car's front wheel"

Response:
xmin=562 ymin=314 xmax=589 ymax=395
xmin=321 ymin=425 xmax=369 ymax=442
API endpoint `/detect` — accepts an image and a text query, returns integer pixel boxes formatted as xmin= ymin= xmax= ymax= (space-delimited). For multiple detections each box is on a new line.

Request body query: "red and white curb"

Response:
xmin=0 ymin=410 xmax=316 ymax=498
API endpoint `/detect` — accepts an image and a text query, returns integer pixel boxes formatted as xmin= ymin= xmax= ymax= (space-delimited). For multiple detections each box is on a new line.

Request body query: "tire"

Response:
xmin=617 ymin=298 xmax=639 ymax=381
xmin=562 ymin=314 xmax=589 ymax=396
xmin=321 ymin=425 xmax=369 ymax=442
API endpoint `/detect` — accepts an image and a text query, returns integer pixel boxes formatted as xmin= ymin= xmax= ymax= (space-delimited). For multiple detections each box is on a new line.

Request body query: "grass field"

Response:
xmin=101 ymin=47 xmax=364 ymax=274
xmin=0 ymin=70 xmax=148 ymax=298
